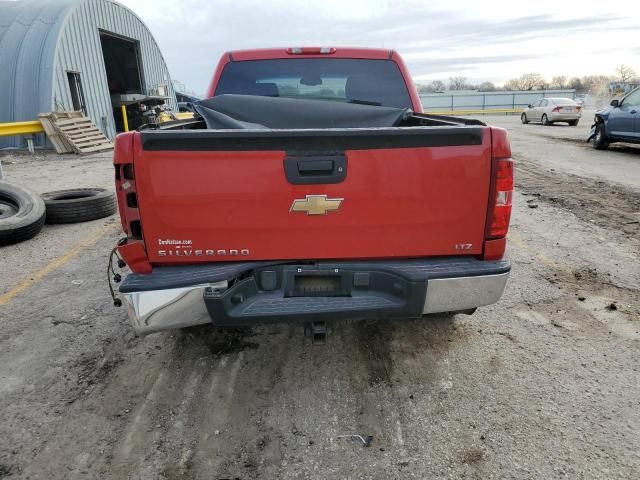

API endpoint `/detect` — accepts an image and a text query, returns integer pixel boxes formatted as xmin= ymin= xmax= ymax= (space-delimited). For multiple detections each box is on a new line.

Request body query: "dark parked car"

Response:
xmin=589 ymin=87 xmax=640 ymax=149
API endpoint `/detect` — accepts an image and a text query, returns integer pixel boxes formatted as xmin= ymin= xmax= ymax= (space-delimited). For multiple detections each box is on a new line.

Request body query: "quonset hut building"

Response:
xmin=0 ymin=0 xmax=177 ymax=148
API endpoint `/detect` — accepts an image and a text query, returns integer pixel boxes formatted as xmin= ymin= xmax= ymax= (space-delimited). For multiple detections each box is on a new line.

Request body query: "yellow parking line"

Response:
xmin=0 ymin=223 xmax=116 ymax=306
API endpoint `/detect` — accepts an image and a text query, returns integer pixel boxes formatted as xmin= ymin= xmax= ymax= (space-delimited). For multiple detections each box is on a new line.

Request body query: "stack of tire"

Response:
xmin=0 ymin=180 xmax=116 ymax=246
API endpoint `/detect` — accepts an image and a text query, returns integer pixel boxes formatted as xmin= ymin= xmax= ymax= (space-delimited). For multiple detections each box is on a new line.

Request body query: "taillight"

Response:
xmin=552 ymin=106 xmax=561 ymax=112
xmin=488 ymin=159 xmax=514 ymax=238
xmin=114 ymin=132 xmax=135 ymax=235
xmin=483 ymin=128 xmax=513 ymax=260
xmin=114 ymin=132 xmax=151 ymax=273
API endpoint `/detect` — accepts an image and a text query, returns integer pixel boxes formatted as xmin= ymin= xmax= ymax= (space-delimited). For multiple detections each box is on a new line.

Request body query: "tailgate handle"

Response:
xmin=298 ymin=159 xmax=334 ymax=174
xmin=284 ymin=154 xmax=347 ymax=185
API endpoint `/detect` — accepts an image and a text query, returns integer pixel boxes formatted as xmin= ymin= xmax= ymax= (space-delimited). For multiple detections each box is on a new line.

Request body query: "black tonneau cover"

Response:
xmin=193 ymin=94 xmax=410 ymax=130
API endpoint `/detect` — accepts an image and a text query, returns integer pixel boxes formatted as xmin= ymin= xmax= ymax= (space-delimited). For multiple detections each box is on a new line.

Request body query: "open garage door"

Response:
xmin=99 ymin=31 xmax=145 ymax=132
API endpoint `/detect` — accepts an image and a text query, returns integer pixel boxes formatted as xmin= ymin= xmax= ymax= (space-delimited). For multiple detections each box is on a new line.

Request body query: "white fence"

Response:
xmin=420 ymin=89 xmax=577 ymax=112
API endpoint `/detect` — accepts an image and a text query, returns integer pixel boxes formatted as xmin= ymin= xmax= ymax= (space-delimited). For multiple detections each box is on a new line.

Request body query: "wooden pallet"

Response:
xmin=38 ymin=112 xmax=81 ymax=153
xmin=38 ymin=112 xmax=112 ymax=154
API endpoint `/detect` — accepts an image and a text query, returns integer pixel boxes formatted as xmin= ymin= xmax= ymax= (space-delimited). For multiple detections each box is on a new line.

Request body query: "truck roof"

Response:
xmin=226 ymin=47 xmax=394 ymax=62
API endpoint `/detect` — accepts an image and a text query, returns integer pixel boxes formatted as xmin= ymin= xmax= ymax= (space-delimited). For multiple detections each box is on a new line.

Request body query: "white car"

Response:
xmin=521 ymin=98 xmax=582 ymax=126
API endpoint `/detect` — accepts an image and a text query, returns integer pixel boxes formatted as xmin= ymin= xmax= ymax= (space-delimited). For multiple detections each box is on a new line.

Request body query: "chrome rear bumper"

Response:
xmin=121 ymin=261 xmax=510 ymax=335
xmin=123 ymin=281 xmax=228 ymax=335
xmin=422 ymin=273 xmax=509 ymax=313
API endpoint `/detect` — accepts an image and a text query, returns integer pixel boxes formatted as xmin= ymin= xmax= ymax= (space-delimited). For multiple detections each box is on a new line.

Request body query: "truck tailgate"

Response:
xmin=133 ymin=127 xmax=492 ymax=263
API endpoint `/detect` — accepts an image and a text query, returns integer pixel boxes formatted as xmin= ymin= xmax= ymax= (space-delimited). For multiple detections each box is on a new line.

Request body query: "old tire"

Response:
xmin=42 ymin=188 xmax=116 ymax=224
xmin=541 ymin=114 xmax=550 ymax=126
xmin=0 ymin=180 xmax=46 ymax=246
xmin=592 ymin=123 xmax=609 ymax=150
xmin=521 ymin=113 xmax=529 ymax=124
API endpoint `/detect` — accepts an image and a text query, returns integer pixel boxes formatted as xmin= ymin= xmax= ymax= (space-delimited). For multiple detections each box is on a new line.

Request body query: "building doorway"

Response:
xmin=66 ymin=71 xmax=87 ymax=114
xmin=99 ymin=31 xmax=145 ymax=131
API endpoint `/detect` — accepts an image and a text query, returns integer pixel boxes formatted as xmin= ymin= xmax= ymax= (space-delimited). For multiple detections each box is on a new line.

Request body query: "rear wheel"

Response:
xmin=568 ymin=119 xmax=579 ymax=126
xmin=521 ymin=113 xmax=529 ymax=124
xmin=592 ymin=122 xmax=609 ymax=150
xmin=541 ymin=114 xmax=550 ymax=126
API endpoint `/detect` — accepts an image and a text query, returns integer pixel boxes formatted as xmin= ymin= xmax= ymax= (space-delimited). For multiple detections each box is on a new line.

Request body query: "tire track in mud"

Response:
xmin=188 ymin=325 xmax=294 ymax=480
xmin=108 ymin=344 xmax=210 ymax=477
xmin=105 ymin=325 xmax=290 ymax=480
xmin=355 ymin=320 xmax=394 ymax=386
xmin=148 ymin=318 xmax=470 ymax=479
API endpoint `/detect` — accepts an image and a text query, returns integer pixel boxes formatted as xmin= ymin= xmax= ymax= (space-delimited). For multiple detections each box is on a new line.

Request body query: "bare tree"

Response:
xmin=503 ymin=78 xmax=520 ymax=91
xmin=550 ymin=76 xmax=569 ymax=89
xmin=519 ymin=73 xmax=544 ymax=90
xmin=504 ymin=73 xmax=544 ymax=91
xmin=569 ymin=77 xmax=584 ymax=91
xmin=615 ymin=64 xmax=636 ymax=83
xmin=430 ymin=80 xmax=446 ymax=92
xmin=416 ymin=80 xmax=447 ymax=93
xmin=448 ymin=76 xmax=469 ymax=90
xmin=582 ymin=75 xmax=612 ymax=92
xmin=478 ymin=81 xmax=496 ymax=91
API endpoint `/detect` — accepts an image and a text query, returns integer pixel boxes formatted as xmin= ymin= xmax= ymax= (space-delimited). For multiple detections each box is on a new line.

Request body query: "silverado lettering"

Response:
xmin=158 ymin=249 xmax=250 ymax=256
xmin=113 ymin=47 xmax=513 ymax=336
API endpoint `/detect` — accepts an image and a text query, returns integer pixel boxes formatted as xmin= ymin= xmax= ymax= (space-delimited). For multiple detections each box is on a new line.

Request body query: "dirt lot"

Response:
xmin=0 ymin=118 xmax=639 ymax=479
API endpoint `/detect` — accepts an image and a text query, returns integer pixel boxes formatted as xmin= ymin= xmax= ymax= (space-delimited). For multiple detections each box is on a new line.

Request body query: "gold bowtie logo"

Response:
xmin=290 ymin=195 xmax=344 ymax=215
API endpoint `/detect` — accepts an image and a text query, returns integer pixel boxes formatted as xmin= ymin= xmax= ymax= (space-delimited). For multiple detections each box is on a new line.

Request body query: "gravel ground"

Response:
xmin=0 ymin=121 xmax=638 ymax=479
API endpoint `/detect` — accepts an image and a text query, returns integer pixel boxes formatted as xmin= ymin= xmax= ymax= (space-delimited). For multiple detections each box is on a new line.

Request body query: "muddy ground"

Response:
xmin=0 ymin=117 xmax=639 ymax=479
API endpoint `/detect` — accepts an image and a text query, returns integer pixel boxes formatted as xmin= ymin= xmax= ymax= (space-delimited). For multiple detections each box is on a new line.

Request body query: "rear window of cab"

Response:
xmin=215 ymin=58 xmax=412 ymax=109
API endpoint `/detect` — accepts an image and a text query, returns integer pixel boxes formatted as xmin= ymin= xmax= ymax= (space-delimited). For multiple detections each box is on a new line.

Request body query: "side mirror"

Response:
xmin=610 ymin=99 xmax=620 ymax=108
xmin=527 ymin=104 xmax=532 ymax=108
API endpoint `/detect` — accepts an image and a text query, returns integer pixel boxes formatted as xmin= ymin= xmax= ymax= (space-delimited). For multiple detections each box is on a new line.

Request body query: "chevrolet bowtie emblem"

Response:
xmin=290 ymin=195 xmax=344 ymax=215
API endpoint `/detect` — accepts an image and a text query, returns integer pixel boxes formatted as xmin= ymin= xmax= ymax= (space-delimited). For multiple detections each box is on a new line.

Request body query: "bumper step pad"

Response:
xmin=240 ymin=294 xmax=401 ymax=317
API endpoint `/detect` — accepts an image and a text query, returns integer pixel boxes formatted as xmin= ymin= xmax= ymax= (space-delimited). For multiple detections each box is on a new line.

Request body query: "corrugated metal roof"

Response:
xmin=0 ymin=0 xmax=76 ymax=125
xmin=0 ymin=0 xmax=177 ymax=148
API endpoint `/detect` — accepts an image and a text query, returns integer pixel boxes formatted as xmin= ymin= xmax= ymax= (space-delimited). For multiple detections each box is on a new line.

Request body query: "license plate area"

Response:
xmin=286 ymin=272 xmax=350 ymax=297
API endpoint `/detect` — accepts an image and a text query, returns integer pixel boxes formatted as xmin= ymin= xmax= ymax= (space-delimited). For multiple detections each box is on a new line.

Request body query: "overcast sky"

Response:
xmin=119 ymin=0 xmax=640 ymax=95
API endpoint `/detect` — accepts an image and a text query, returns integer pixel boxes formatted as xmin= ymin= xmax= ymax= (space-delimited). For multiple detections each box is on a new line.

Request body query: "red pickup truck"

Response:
xmin=112 ymin=47 xmax=513 ymax=336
